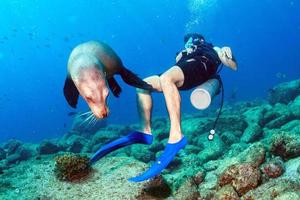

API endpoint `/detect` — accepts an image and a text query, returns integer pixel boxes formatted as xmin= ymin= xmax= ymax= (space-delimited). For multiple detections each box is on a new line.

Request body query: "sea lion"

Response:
xmin=63 ymin=41 xmax=152 ymax=119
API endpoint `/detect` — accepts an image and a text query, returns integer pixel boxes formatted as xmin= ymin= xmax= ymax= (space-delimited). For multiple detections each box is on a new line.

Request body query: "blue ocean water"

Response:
xmin=0 ymin=0 xmax=299 ymax=143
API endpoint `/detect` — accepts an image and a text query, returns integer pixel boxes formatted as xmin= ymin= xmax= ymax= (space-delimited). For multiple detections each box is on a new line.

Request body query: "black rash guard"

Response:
xmin=176 ymin=41 xmax=221 ymax=90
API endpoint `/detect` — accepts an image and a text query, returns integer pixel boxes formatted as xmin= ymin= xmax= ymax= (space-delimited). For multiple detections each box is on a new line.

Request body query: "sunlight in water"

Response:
xmin=186 ymin=0 xmax=217 ymax=32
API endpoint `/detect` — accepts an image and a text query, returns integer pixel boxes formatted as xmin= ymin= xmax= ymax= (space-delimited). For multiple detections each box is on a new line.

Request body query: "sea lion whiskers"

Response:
xmin=79 ymin=111 xmax=94 ymax=127
xmin=91 ymin=115 xmax=99 ymax=127
xmin=76 ymin=110 xmax=92 ymax=118
xmin=87 ymin=114 xmax=97 ymax=127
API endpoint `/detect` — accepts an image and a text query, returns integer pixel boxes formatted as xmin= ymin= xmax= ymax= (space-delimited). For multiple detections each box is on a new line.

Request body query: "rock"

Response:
xmin=280 ymin=119 xmax=300 ymax=131
xmin=274 ymin=192 xmax=300 ymax=200
xmin=148 ymin=141 xmax=165 ymax=153
xmin=261 ymin=157 xmax=285 ymax=179
xmin=283 ymin=157 xmax=300 ymax=179
xmin=3 ymin=139 xmax=22 ymax=155
xmin=270 ymin=133 xmax=300 ymax=160
xmin=63 ymin=135 xmax=88 ymax=153
xmin=70 ymin=113 xmax=107 ymax=137
xmin=242 ymin=178 xmax=300 ymax=200
xmin=215 ymin=185 xmax=240 ymax=200
xmin=192 ymin=170 xmax=206 ymax=186
xmin=207 ymin=116 xmax=248 ymax=133
xmin=89 ymin=126 xmax=128 ymax=149
xmin=197 ymin=135 xmax=226 ymax=164
xmin=224 ymin=143 xmax=249 ymax=158
xmin=173 ymin=178 xmax=200 ymax=200
xmin=152 ymin=117 xmax=168 ymax=130
xmin=265 ymin=114 xmax=293 ymax=129
xmin=289 ymin=95 xmax=300 ymax=118
xmin=237 ymin=143 xmax=265 ymax=167
xmin=241 ymin=124 xmax=262 ymax=143
xmin=129 ymin=145 xmax=155 ymax=163
xmin=261 ymin=103 xmax=292 ymax=127
xmin=219 ymin=163 xmax=261 ymax=196
xmin=136 ymin=175 xmax=171 ymax=199
xmin=0 ymin=147 xmax=6 ymax=160
xmin=5 ymin=145 xmax=34 ymax=166
xmin=243 ymin=105 xmax=270 ymax=125
xmin=0 ymin=163 xmax=8 ymax=174
xmin=221 ymin=131 xmax=239 ymax=145
xmin=6 ymin=154 xmax=21 ymax=165
xmin=268 ymin=79 xmax=300 ymax=105
xmin=184 ymin=144 xmax=203 ymax=155
xmin=38 ymin=140 xmax=62 ymax=155
xmin=15 ymin=145 xmax=33 ymax=161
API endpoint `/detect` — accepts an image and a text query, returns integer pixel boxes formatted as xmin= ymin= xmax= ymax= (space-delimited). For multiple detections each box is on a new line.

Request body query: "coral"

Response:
xmin=54 ymin=154 xmax=91 ymax=182
xmin=270 ymin=133 xmax=300 ymax=160
xmin=219 ymin=163 xmax=261 ymax=196
xmin=262 ymin=158 xmax=285 ymax=179
xmin=215 ymin=185 xmax=240 ymax=200
xmin=173 ymin=178 xmax=200 ymax=200
xmin=137 ymin=175 xmax=171 ymax=199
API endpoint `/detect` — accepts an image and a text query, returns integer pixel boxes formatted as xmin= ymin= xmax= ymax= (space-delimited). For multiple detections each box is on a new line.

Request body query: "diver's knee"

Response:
xmin=159 ymin=74 xmax=174 ymax=86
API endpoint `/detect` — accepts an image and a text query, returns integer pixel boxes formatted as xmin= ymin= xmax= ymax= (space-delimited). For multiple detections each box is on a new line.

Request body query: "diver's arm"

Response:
xmin=214 ymin=46 xmax=237 ymax=71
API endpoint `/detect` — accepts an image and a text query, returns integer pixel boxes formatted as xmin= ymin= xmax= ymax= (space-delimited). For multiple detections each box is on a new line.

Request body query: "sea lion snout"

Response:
xmin=74 ymin=67 xmax=110 ymax=119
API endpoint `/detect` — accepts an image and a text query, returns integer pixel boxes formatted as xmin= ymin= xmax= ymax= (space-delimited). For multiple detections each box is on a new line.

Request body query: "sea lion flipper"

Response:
xmin=63 ymin=76 xmax=79 ymax=108
xmin=119 ymin=67 xmax=153 ymax=91
xmin=107 ymin=77 xmax=122 ymax=97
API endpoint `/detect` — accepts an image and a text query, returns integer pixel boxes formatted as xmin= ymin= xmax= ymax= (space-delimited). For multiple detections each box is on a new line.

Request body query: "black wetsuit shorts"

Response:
xmin=176 ymin=56 xmax=218 ymax=90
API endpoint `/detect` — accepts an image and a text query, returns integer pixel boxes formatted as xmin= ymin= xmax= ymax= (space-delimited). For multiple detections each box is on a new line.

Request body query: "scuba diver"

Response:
xmin=89 ymin=33 xmax=237 ymax=182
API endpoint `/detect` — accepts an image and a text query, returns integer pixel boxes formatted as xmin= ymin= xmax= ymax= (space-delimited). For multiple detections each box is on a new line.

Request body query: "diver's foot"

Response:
xmin=89 ymin=131 xmax=153 ymax=164
xmin=128 ymin=136 xmax=187 ymax=182
xmin=168 ymin=134 xmax=184 ymax=143
xmin=142 ymin=127 xmax=152 ymax=135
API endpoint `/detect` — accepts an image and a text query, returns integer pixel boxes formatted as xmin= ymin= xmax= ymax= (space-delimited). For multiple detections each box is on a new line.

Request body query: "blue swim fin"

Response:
xmin=128 ymin=137 xmax=187 ymax=182
xmin=89 ymin=131 xmax=153 ymax=164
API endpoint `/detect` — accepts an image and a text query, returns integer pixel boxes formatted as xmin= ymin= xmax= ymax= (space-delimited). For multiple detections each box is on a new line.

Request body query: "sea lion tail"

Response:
xmin=119 ymin=67 xmax=153 ymax=91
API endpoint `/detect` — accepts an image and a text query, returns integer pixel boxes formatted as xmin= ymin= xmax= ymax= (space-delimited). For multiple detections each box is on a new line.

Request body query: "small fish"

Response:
xmin=276 ymin=72 xmax=287 ymax=79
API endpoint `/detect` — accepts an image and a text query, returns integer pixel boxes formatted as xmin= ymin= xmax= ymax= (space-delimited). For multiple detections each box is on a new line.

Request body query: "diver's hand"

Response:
xmin=214 ymin=46 xmax=237 ymax=71
xmin=176 ymin=51 xmax=183 ymax=63
xmin=222 ymin=47 xmax=233 ymax=59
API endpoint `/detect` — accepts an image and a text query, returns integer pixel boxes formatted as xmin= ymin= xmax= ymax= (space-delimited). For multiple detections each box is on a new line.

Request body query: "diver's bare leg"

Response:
xmin=136 ymin=75 xmax=162 ymax=134
xmin=159 ymin=66 xmax=185 ymax=143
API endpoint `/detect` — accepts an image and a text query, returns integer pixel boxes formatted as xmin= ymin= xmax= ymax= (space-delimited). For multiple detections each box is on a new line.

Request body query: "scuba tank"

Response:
xmin=190 ymin=74 xmax=224 ymax=141
xmin=190 ymin=78 xmax=220 ymax=110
